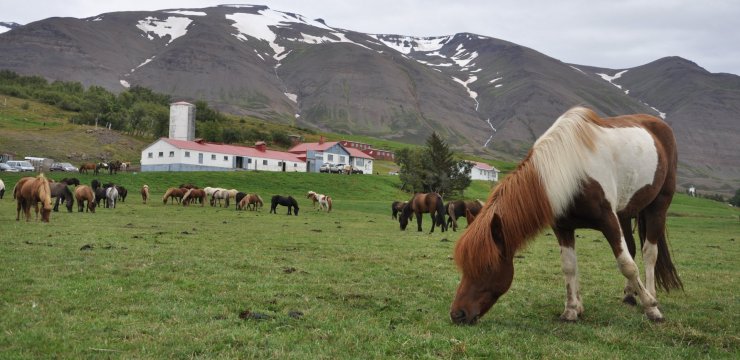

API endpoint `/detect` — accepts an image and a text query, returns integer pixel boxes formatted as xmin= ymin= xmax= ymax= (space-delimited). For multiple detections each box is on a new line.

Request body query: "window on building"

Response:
xmin=185 ymin=151 xmax=190 ymax=157
xmin=278 ymin=161 xmax=283 ymax=166
xmin=158 ymin=152 xmax=163 ymax=158
xmin=356 ymin=158 xmax=364 ymax=166
xmin=339 ymin=155 xmax=346 ymax=163
xmin=248 ymin=158 xmax=252 ymax=163
xmin=148 ymin=152 xmax=153 ymax=158
xmin=224 ymin=156 xmax=229 ymax=161
xmin=262 ymin=160 xmax=268 ymax=165
xmin=211 ymin=154 xmax=216 ymax=160
xmin=293 ymin=163 xmax=297 ymax=167
xmin=169 ymin=151 xmax=175 ymax=157
xmin=327 ymin=154 xmax=334 ymax=161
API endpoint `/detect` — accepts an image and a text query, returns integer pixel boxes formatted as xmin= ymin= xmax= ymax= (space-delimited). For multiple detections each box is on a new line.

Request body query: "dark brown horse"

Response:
xmin=446 ymin=200 xmax=484 ymax=231
xmin=399 ymin=193 xmax=447 ymax=233
xmin=451 ymin=107 xmax=682 ymax=325
xmin=74 ymin=185 xmax=96 ymax=213
xmin=15 ymin=174 xmax=52 ymax=222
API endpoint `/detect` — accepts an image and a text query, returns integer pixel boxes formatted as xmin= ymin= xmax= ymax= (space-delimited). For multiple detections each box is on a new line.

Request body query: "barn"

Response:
xmin=288 ymin=138 xmax=374 ymax=174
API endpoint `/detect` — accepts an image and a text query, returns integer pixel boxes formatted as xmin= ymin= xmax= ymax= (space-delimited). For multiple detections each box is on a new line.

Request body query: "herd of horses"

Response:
xmin=78 ymin=160 xmax=130 ymax=175
xmin=4 ymin=107 xmax=685 ymax=325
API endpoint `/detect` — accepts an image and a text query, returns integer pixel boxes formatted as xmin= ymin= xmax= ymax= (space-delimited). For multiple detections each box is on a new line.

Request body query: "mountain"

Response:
xmin=0 ymin=22 xmax=22 ymax=33
xmin=0 ymin=5 xmax=738 ymax=193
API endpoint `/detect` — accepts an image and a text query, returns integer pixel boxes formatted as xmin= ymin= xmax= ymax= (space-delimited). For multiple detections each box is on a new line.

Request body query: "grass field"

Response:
xmin=0 ymin=171 xmax=737 ymax=359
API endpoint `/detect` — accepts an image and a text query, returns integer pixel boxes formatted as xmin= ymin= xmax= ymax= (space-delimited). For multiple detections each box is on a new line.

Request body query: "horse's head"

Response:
xmin=398 ymin=203 xmax=412 ymax=230
xmin=450 ymin=212 xmax=513 ymax=325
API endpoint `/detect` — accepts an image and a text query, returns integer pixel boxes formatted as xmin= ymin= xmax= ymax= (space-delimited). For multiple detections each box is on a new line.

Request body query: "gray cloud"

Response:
xmin=2 ymin=0 xmax=738 ymax=74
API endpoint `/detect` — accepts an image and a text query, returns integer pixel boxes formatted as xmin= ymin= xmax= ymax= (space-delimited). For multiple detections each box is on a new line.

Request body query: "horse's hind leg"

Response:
xmin=602 ymin=212 xmax=663 ymax=321
xmin=554 ymin=227 xmax=584 ymax=321
xmin=619 ymin=216 xmax=638 ymax=305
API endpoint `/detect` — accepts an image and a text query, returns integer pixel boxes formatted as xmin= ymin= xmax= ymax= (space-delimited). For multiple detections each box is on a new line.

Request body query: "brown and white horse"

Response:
xmin=307 ymin=191 xmax=332 ymax=212
xmin=451 ymin=107 xmax=682 ymax=324
xmin=141 ymin=185 xmax=150 ymax=204
xmin=15 ymin=174 xmax=53 ymax=222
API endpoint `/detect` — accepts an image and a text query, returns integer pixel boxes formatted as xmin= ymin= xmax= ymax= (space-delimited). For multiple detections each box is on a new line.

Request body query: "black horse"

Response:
xmin=235 ymin=192 xmax=247 ymax=210
xmin=270 ymin=195 xmax=299 ymax=216
xmin=91 ymin=179 xmax=101 ymax=191
xmin=60 ymin=177 xmax=80 ymax=187
xmin=94 ymin=187 xmax=107 ymax=207
xmin=116 ymin=185 xmax=128 ymax=202
xmin=108 ymin=160 xmax=122 ymax=175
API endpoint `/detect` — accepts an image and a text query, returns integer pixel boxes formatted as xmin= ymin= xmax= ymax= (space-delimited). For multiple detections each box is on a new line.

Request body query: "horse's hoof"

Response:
xmin=559 ymin=309 xmax=579 ymax=322
xmin=645 ymin=307 xmax=664 ymax=322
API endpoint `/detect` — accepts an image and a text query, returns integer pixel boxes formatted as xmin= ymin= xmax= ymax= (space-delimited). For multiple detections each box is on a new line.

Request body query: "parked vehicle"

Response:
xmin=49 ymin=162 xmax=79 ymax=172
xmin=330 ymin=163 xmax=345 ymax=174
xmin=5 ymin=160 xmax=35 ymax=172
xmin=319 ymin=163 xmax=331 ymax=173
xmin=0 ymin=163 xmax=20 ymax=172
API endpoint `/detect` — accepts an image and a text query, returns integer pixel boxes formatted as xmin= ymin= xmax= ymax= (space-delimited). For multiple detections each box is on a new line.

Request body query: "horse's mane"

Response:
xmin=36 ymin=174 xmax=52 ymax=210
xmin=455 ymin=107 xmax=604 ymax=280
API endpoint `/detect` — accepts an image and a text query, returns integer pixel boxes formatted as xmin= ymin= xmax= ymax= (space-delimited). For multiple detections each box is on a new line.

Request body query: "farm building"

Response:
xmin=140 ymin=102 xmax=305 ymax=172
xmin=469 ymin=161 xmax=500 ymax=181
xmin=289 ymin=138 xmax=374 ymax=174
xmin=339 ymin=140 xmax=395 ymax=161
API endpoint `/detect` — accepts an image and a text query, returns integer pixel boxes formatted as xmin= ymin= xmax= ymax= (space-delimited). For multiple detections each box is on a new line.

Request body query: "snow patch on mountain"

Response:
xmin=136 ymin=16 xmax=193 ymax=44
xmin=369 ymin=35 xmax=450 ymax=55
xmin=452 ymin=76 xmax=479 ymax=111
xmin=596 ymin=69 xmax=628 ymax=89
xmin=166 ymin=10 xmax=207 ymax=16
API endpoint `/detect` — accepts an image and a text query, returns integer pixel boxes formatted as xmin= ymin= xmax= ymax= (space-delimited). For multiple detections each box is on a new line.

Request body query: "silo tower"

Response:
xmin=169 ymin=101 xmax=196 ymax=141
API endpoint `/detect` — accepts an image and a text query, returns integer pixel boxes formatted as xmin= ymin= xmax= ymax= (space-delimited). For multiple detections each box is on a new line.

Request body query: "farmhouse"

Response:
xmin=289 ymin=138 xmax=374 ymax=174
xmin=140 ymin=102 xmax=305 ymax=172
xmin=469 ymin=161 xmax=499 ymax=181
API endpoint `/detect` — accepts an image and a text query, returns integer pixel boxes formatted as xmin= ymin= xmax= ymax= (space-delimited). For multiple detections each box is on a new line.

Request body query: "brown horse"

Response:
xmin=237 ymin=193 xmax=263 ymax=211
xmin=182 ymin=188 xmax=206 ymax=206
xmin=79 ymin=162 xmax=96 ymax=174
xmin=446 ymin=200 xmax=484 ymax=231
xmin=141 ymin=185 xmax=150 ymax=204
xmin=399 ymin=193 xmax=447 ymax=233
xmin=163 ymin=187 xmax=185 ymax=204
xmin=451 ymin=107 xmax=682 ymax=325
xmin=15 ymin=174 xmax=52 ymax=222
xmin=74 ymin=185 xmax=97 ymax=213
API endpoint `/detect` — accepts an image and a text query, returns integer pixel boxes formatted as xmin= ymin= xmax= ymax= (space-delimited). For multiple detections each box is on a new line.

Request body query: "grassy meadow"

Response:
xmin=0 ymin=171 xmax=738 ymax=359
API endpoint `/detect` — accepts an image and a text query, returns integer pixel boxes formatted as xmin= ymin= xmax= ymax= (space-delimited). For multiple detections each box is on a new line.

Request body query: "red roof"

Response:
xmin=160 ymin=138 xmax=304 ymax=162
xmin=344 ymin=147 xmax=374 ymax=159
xmin=288 ymin=141 xmax=339 ymax=153
xmin=472 ymin=161 xmax=496 ymax=171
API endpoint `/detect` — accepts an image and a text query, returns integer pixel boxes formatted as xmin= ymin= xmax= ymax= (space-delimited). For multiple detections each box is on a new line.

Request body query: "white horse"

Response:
xmin=105 ymin=186 xmax=119 ymax=208
xmin=0 ymin=179 xmax=5 ymax=199
xmin=687 ymin=186 xmax=696 ymax=197
xmin=307 ymin=191 xmax=332 ymax=212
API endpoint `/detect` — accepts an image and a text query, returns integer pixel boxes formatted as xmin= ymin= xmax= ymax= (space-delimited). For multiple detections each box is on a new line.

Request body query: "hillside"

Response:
xmin=0 ymin=4 xmax=737 ymax=193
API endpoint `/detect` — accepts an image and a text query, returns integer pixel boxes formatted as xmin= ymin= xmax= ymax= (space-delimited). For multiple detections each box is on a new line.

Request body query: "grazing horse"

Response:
xmin=307 ymin=191 xmax=332 ymax=212
xmin=235 ymin=192 xmax=247 ymax=209
xmin=15 ymin=174 xmax=52 ymax=222
xmin=182 ymin=188 xmax=206 ymax=207
xmin=105 ymin=186 xmax=119 ymax=208
xmin=210 ymin=189 xmax=235 ymax=207
xmin=91 ymin=179 xmax=101 ymax=191
xmin=141 ymin=185 xmax=150 ymax=204
xmin=50 ymin=181 xmax=74 ymax=212
xmin=0 ymin=179 xmax=5 ymax=199
xmin=94 ymin=187 xmax=107 ymax=206
xmin=446 ymin=200 xmax=484 ymax=231
xmin=74 ymin=185 xmax=96 ymax=213
xmin=399 ymin=193 xmax=447 ymax=233
xmin=108 ymin=160 xmax=122 ymax=175
xmin=60 ymin=177 xmax=80 ymax=187
xmin=391 ymin=201 xmax=407 ymax=220
xmin=238 ymin=193 xmax=263 ymax=211
xmin=116 ymin=185 xmax=128 ymax=202
xmin=270 ymin=195 xmax=299 ymax=215
xmin=163 ymin=187 xmax=185 ymax=204
xmin=450 ymin=107 xmax=682 ymax=325
xmin=94 ymin=162 xmax=108 ymax=175
xmin=79 ymin=163 xmax=96 ymax=174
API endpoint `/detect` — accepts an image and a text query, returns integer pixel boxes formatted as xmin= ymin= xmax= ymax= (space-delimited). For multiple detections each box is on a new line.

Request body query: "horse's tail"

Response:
xmin=327 ymin=196 xmax=332 ymax=212
xmin=637 ymin=211 xmax=683 ymax=292
xmin=447 ymin=202 xmax=457 ymax=231
xmin=435 ymin=194 xmax=447 ymax=231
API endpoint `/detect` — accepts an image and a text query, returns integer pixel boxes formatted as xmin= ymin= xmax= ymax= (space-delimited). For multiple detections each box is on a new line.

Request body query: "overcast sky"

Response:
xmin=3 ymin=0 xmax=738 ymax=75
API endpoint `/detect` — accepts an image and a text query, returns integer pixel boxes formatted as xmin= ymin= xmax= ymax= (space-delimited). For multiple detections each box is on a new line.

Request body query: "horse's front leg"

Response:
xmin=553 ymin=227 xmax=584 ymax=321
xmin=416 ymin=212 xmax=423 ymax=232
xmin=428 ymin=213 xmax=436 ymax=233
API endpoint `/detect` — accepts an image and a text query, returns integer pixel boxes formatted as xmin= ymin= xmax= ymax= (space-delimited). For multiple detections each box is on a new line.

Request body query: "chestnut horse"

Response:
xmin=163 ymin=187 xmax=185 ymax=204
xmin=399 ymin=192 xmax=447 ymax=233
xmin=79 ymin=163 xmax=96 ymax=174
xmin=445 ymin=200 xmax=484 ymax=231
xmin=182 ymin=188 xmax=206 ymax=206
xmin=74 ymin=185 xmax=97 ymax=213
xmin=15 ymin=174 xmax=52 ymax=222
xmin=451 ymin=107 xmax=682 ymax=325
xmin=237 ymin=193 xmax=263 ymax=211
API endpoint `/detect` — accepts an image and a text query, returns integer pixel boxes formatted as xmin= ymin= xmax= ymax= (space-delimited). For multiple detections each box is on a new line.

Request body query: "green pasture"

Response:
xmin=0 ymin=171 xmax=737 ymax=359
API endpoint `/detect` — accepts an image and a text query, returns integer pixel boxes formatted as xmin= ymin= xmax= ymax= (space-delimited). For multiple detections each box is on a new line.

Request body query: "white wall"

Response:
xmin=169 ymin=103 xmax=195 ymax=141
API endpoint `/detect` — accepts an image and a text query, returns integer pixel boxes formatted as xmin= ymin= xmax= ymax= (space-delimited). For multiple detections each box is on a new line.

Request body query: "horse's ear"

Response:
xmin=491 ymin=213 xmax=506 ymax=259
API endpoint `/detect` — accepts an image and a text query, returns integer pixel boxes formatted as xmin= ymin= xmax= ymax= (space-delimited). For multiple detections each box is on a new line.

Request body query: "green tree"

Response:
xmin=727 ymin=189 xmax=740 ymax=207
xmin=395 ymin=132 xmax=472 ymax=196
